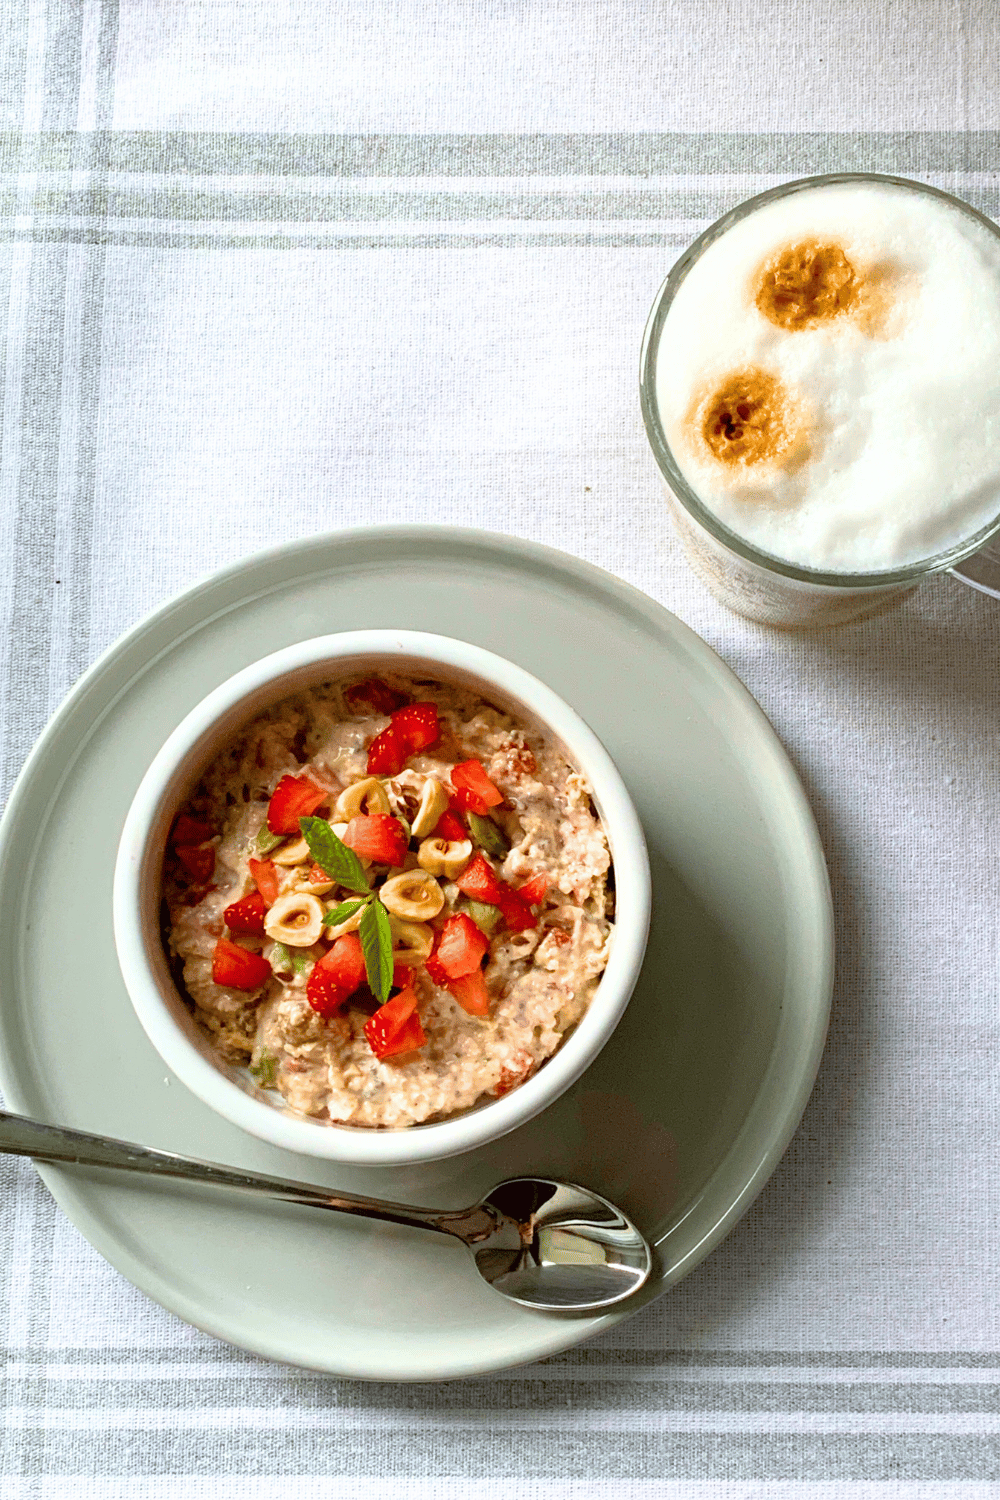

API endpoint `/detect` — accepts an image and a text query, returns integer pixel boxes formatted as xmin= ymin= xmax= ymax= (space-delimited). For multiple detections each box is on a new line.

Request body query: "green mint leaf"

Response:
xmin=321 ymin=897 xmax=370 ymax=928
xmin=468 ymin=812 xmax=509 ymax=858
xmin=255 ymin=826 xmax=285 ymax=855
xmin=290 ymin=949 xmax=309 ymax=973
xmin=298 ymin=816 xmax=371 ymax=894
xmin=250 ymin=1052 xmax=278 ymax=1087
xmin=359 ymin=898 xmax=393 ymax=1004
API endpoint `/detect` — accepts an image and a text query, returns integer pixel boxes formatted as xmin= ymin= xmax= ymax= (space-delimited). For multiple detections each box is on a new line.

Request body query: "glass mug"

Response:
xmin=640 ymin=172 xmax=1000 ymax=628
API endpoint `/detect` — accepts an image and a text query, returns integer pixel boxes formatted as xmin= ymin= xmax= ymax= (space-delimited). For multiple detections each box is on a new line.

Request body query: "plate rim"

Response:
xmin=0 ymin=524 xmax=834 ymax=1379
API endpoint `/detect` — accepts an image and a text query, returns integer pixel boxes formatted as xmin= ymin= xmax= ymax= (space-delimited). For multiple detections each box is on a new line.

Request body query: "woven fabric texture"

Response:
xmin=2 ymin=0 xmax=1000 ymax=1492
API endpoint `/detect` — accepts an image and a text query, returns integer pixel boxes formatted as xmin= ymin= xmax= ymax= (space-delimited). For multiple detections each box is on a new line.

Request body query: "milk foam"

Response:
xmin=655 ymin=183 xmax=1000 ymax=573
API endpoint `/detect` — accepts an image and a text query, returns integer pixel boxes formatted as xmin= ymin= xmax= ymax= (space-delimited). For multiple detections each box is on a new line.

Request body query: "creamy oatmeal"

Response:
xmin=163 ymin=673 xmax=614 ymax=1128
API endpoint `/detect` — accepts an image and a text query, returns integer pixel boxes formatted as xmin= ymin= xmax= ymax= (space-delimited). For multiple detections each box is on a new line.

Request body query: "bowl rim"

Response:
xmin=112 ymin=628 xmax=651 ymax=1165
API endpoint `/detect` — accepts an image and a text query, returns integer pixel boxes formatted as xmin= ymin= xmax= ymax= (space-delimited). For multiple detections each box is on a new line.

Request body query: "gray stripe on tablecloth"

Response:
xmin=1 ymin=239 xmax=70 ymax=797
xmin=5 ymin=1347 xmax=1000 ymax=1368
xmin=2 ymin=230 xmax=702 ymax=250
xmin=1 ymin=0 xmax=115 ymax=775
xmin=3 ymin=1377 xmax=1000 ymax=1414
xmin=49 ymin=0 xmax=117 ymax=695
xmin=7 ymin=185 xmax=1000 ymax=225
xmin=4 ymin=1428 xmax=1000 ymax=1480
xmin=39 ymin=0 xmax=83 ymax=134
xmin=0 ymin=0 xmax=29 ymax=134
xmin=4 ymin=129 xmax=1000 ymax=176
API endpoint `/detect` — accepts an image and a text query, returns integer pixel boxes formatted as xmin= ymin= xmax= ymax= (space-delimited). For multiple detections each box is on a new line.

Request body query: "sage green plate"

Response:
xmin=0 ymin=527 xmax=832 ymax=1379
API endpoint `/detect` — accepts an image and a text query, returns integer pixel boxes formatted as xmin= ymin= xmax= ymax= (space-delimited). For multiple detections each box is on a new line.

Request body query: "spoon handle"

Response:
xmin=0 ymin=1110 xmax=496 ymax=1243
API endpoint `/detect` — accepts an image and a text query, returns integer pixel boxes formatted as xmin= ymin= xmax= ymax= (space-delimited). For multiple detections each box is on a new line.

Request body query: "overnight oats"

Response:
xmin=162 ymin=674 xmax=614 ymax=1128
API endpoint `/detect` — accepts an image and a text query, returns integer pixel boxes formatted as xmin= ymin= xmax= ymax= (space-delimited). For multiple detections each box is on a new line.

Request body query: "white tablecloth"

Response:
xmin=2 ymin=0 xmax=1000 ymax=1492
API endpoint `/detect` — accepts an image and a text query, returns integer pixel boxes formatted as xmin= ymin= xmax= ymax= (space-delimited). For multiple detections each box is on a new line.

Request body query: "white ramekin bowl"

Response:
xmin=113 ymin=630 xmax=651 ymax=1166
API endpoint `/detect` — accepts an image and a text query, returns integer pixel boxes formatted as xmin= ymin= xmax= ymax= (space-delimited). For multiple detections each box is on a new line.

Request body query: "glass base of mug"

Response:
xmin=664 ymin=489 xmax=919 ymax=628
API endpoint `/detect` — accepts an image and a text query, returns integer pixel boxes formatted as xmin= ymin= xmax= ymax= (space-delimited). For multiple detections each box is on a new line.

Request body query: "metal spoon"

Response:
xmin=0 ymin=1110 xmax=651 ymax=1313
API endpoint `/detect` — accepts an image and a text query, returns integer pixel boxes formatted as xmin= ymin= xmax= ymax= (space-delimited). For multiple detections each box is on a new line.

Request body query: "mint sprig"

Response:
xmin=360 ymin=898 xmax=394 ymax=1003
xmin=321 ymin=897 xmax=370 ymax=928
xmin=299 ymin=816 xmax=371 ymax=895
xmin=299 ymin=816 xmax=396 ymax=1006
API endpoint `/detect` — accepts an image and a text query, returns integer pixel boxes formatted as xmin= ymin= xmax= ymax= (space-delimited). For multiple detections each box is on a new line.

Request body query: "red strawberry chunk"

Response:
xmin=365 ymin=987 xmax=427 ymax=1059
xmin=266 ymin=774 xmax=327 ymax=836
xmin=447 ymin=969 xmax=491 ymax=1018
xmin=497 ymin=890 xmax=537 ymax=932
xmin=390 ymin=702 xmax=440 ymax=753
xmin=450 ymin=785 xmax=488 ymax=816
xmin=367 ymin=724 xmax=408 ymax=776
xmin=435 ymin=913 xmax=489 ymax=980
xmin=424 ymin=952 xmax=450 ymax=987
xmin=342 ymin=814 xmax=408 ymax=866
xmin=388 ymin=1012 xmax=427 ymax=1054
xmin=306 ymin=862 xmax=332 ymax=884
xmin=176 ymin=844 xmax=215 ymax=884
xmin=212 ymin=938 xmax=271 ymax=990
xmin=345 ymin=678 xmax=408 ymax=715
xmin=517 ymin=873 xmax=550 ymax=907
xmin=248 ymin=857 xmax=280 ymax=905
xmin=434 ymin=809 xmax=467 ymax=842
xmin=305 ymin=966 xmax=348 ymax=1019
xmin=315 ymin=932 xmax=368 ymax=996
xmin=172 ymin=813 xmax=214 ymax=847
xmin=455 ymin=852 xmax=505 ymax=905
xmin=224 ymin=891 xmax=267 ymax=935
xmin=452 ymin=759 xmax=503 ymax=809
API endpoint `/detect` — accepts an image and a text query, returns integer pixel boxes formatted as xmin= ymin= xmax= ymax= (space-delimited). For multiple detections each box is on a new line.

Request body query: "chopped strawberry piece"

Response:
xmin=517 ymin=873 xmax=550 ymax=907
xmin=390 ymin=702 xmax=440 ymax=753
xmin=495 ymin=1056 xmax=533 ymax=1096
xmin=345 ymin=678 xmax=408 ymax=715
xmin=172 ymin=813 xmax=214 ymax=847
xmin=367 ymin=724 xmax=408 ymax=776
xmin=365 ymin=986 xmax=427 ymax=1059
xmin=314 ymin=932 xmax=367 ymax=996
xmin=266 ymin=774 xmax=327 ymax=836
xmin=211 ymin=938 xmax=271 ymax=990
xmin=176 ymin=844 xmax=215 ymax=884
xmin=452 ymin=759 xmax=503 ymax=809
xmin=447 ymin=969 xmax=491 ymax=1018
xmin=306 ymin=862 xmax=332 ymax=885
xmin=497 ymin=890 xmax=538 ymax=932
xmin=223 ymin=891 xmax=267 ymax=935
xmin=305 ymin=966 xmax=348 ymax=1019
xmin=425 ymin=952 xmax=450 ymax=987
xmin=435 ymin=913 xmax=490 ymax=979
xmin=455 ymin=852 xmax=505 ymax=905
xmin=450 ymin=785 xmax=488 ymax=816
xmin=392 ymin=963 xmax=412 ymax=989
xmin=389 ymin=1012 xmax=427 ymax=1054
xmin=342 ymin=814 xmax=409 ymax=866
xmin=248 ymin=857 xmax=280 ymax=905
xmin=435 ymin=809 xmax=467 ymax=842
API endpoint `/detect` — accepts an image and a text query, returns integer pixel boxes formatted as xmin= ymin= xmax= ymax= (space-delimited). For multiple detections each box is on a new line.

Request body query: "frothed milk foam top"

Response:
xmin=655 ymin=182 xmax=1000 ymax=574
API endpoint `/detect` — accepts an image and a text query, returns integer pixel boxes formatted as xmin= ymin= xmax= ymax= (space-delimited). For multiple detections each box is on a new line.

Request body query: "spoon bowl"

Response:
xmin=472 ymin=1178 xmax=652 ymax=1310
xmin=0 ymin=1111 xmax=652 ymax=1314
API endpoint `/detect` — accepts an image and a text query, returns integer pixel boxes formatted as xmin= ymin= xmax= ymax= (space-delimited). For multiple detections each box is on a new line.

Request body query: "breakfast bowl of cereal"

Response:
xmin=113 ymin=631 xmax=650 ymax=1165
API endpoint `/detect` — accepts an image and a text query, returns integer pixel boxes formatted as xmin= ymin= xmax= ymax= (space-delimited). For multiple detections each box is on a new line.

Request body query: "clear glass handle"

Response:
xmin=949 ymin=539 xmax=1000 ymax=600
